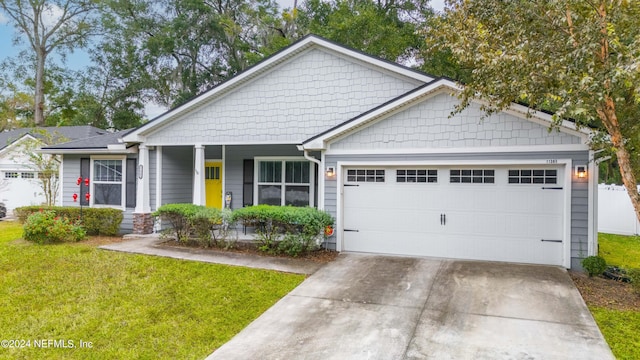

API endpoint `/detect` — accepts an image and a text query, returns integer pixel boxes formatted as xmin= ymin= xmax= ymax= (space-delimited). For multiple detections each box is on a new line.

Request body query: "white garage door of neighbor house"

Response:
xmin=342 ymin=166 xmax=565 ymax=266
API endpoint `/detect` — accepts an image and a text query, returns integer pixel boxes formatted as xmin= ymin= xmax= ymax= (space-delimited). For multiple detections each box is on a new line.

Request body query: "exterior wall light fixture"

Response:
xmin=326 ymin=166 xmax=336 ymax=179
xmin=575 ymin=165 xmax=587 ymax=179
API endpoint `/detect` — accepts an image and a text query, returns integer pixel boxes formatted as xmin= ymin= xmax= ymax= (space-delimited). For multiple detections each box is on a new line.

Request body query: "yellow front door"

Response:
xmin=205 ymin=161 xmax=222 ymax=209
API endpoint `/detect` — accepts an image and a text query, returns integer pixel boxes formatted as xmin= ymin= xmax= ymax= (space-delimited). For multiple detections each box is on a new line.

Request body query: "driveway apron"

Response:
xmin=207 ymin=253 xmax=614 ymax=360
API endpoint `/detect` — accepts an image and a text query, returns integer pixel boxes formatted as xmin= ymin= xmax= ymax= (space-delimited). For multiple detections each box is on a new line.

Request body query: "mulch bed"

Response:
xmin=570 ymin=271 xmax=640 ymax=311
xmin=162 ymin=239 xmax=340 ymax=264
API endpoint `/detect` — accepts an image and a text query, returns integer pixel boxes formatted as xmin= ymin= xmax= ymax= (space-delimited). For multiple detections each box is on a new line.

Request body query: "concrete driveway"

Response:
xmin=207 ymin=254 xmax=614 ymax=360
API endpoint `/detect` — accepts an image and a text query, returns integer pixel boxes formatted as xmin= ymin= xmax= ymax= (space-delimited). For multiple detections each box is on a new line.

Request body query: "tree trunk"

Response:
xmin=34 ymin=47 xmax=46 ymax=126
xmin=597 ymin=97 xmax=640 ymax=224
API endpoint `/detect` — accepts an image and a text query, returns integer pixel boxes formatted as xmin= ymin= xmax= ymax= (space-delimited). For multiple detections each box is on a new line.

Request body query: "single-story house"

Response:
xmin=41 ymin=35 xmax=597 ymax=269
xmin=0 ymin=126 xmax=107 ymax=214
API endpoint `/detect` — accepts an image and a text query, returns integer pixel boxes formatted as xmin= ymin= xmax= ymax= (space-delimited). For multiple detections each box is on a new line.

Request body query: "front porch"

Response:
xmin=132 ymin=144 xmax=322 ymax=234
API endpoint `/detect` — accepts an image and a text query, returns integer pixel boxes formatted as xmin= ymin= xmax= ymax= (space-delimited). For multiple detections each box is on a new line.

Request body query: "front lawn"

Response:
xmin=573 ymin=233 xmax=640 ymax=360
xmin=0 ymin=221 xmax=305 ymax=359
xmin=599 ymin=233 xmax=640 ymax=269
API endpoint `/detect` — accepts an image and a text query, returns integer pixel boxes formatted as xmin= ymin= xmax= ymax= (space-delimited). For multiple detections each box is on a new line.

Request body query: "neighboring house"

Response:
xmin=41 ymin=35 xmax=597 ymax=269
xmin=0 ymin=126 xmax=107 ymax=214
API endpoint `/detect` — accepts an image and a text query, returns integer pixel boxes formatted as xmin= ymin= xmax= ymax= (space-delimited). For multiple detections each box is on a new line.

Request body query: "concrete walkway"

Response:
xmin=99 ymin=235 xmax=323 ymax=275
xmin=207 ymin=254 xmax=614 ymax=360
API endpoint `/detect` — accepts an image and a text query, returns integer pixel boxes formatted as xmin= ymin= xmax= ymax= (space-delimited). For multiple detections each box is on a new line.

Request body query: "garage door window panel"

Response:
xmin=508 ymin=169 xmax=557 ymax=184
xmin=450 ymin=169 xmax=494 ymax=184
xmin=397 ymin=169 xmax=437 ymax=183
xmin=257 ymin=160 xmax=312 ymax=206
xmin=346 ymin=169 xmax=385 ymax=183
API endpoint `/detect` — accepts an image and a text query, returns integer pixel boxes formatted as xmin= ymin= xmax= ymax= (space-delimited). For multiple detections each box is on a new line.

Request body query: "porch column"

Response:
xmin=193 ymin=144 xmax=205 ymax=205
xmin=133 ymin=144 xmax=153 ymax=234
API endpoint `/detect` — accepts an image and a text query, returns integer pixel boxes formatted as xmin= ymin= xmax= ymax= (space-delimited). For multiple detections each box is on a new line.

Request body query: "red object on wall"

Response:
xmin=324 ymin=226 xmax=334 ymax=236
xmin=84 ymin=178 xmax=90 ymax=187
xmin=72 ymin=193 xmax=78 ymax=202
xmin=76 ymin=177 xmax=82 ymax=186
xmin=85 ymin=193 xmax=90 ymax=201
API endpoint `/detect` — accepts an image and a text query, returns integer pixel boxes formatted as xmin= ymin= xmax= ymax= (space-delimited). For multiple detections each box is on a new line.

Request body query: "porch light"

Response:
xmin=575 ymin=165 xmax=587 ymax=179
xmin=326 ymin=166 xmax=336 ymax=179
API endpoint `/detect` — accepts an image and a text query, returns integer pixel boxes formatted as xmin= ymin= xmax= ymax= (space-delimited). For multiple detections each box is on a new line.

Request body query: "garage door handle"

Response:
xmin=541 ymin=239 xmax=562 ymax=243
xmin=344 ymin=229 xmax=359 ymax=232
xmin=440 ymin=214 xmax=446 ymax=226
xmin=541 ymin=187 xmax=563 ymax=190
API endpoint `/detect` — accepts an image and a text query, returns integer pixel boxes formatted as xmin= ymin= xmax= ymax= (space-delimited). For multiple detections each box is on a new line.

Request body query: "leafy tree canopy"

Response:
xmin=427 ymin=0 xmax=640 ymax=221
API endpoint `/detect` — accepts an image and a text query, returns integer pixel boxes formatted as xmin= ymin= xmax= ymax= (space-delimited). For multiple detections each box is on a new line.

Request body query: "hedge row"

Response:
xmin=232 ymin=205 xmax=334 ymax=255
xmin=232 ymin=205 xmax=333 ymax=236
xmin=14 ymin=206 xmax=123 ymax=236
xmin=153 ymin=204 xmax=334 ymax=256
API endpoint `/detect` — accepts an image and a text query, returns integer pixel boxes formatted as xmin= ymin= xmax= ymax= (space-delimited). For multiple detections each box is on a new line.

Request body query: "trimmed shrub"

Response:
xmin=153 ymin=204 xmax=221 ymax=246
xmin=23 ymin=210 xmax=86 ymax=244
xmin=233 ymin=205 xmax=334 ymax=256
xmin=582 ymin=256 xmax=608 ymax=277
xmin=627 ymin=268 xmax=640 ymax=294
xmin=14 ymin=206 xmax=123 ymax=236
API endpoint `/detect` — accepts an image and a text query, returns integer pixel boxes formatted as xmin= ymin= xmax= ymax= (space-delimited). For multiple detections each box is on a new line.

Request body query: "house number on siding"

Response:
xmin=546 ymin=159 xmax=558 ymax=164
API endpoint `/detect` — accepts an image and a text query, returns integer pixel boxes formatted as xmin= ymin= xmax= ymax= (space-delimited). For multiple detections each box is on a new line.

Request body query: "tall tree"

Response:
xmin=297 ymin=0 xmax=430 ymax=63
xmin=99 ymin=0 xmax=283 ymax=109
xmin=427 ymin=0 xmax=640 ymax=222
xmin=0 ymin=0 xmax=99 ymax=125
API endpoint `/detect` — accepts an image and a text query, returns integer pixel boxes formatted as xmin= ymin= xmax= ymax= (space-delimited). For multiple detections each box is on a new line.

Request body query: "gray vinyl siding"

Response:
xmin=145 ymin=48 xmax=422 ymax=146
xmin=61 ymin=154 xmax=136 ymax=235
xmin=205 ymin=146 xmax=222 ymax=160
xmin=324 ymin=150 xmax=589 ymax=269
xmin=161 ymin=146 xmax=193 ymax=205
xmin=330 ymin=93 xmax=583 ymax=150
xmin=61 ymin=154 xmax=82 ymax=207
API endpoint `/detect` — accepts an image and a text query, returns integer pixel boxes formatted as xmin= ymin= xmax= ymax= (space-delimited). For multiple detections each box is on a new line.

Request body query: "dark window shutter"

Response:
xmin=243 ymin=159 xmax=254 ymax=206
xmin=126 ymin=158 xmax=137 ymax=208
xmin=80 ymin=158 xmax=90 ymax=206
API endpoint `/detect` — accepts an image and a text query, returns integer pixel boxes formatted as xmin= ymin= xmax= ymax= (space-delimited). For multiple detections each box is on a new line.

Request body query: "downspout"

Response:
xmin=302 ymin=148 xmax=323 ymax=210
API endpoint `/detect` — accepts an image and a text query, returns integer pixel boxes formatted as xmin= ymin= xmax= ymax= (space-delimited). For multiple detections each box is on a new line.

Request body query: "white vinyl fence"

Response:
xmin=598 ymin=184 xmax=640 ymax=235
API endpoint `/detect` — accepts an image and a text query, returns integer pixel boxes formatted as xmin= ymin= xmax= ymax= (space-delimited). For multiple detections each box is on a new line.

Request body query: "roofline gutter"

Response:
xmin=36 ymin=148 xmax=137 ymax=155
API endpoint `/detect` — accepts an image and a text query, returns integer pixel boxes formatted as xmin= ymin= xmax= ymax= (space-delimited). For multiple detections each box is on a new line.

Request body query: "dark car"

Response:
xmin=0 ymin=202 xmax=6 ymax=219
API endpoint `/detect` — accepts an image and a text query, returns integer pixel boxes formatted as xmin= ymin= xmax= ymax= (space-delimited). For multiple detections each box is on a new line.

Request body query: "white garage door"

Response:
xmin=342 ymin=166 xmax=565 ymax=266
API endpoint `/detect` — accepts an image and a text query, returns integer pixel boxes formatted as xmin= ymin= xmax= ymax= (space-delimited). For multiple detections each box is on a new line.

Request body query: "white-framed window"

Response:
xmin=4 ymin=172 xmax=19 ymax=179
xmin=255 ymin=158 xmax=314 ymax=206
xmin=91 ymin=156 xmax=126 ymax=208
xmin=21 ymin=172 xmax=35 ymax=179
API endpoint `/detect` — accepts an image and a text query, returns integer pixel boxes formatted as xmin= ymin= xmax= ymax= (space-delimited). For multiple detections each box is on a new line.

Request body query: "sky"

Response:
xmin=0 ymin=0 xmax=447 ymax=119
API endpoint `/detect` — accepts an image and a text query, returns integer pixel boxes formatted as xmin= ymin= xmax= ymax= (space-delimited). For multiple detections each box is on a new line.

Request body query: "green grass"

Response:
xmin=0 ymin=221 xmax=305 ymax=359
xmin=599 ymin=233 xmax=640 ymax=269
xmin=590 ymin=307 xmax=640 ymax=360
xmin=595 ymin=233 xmax=640 ymax=360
